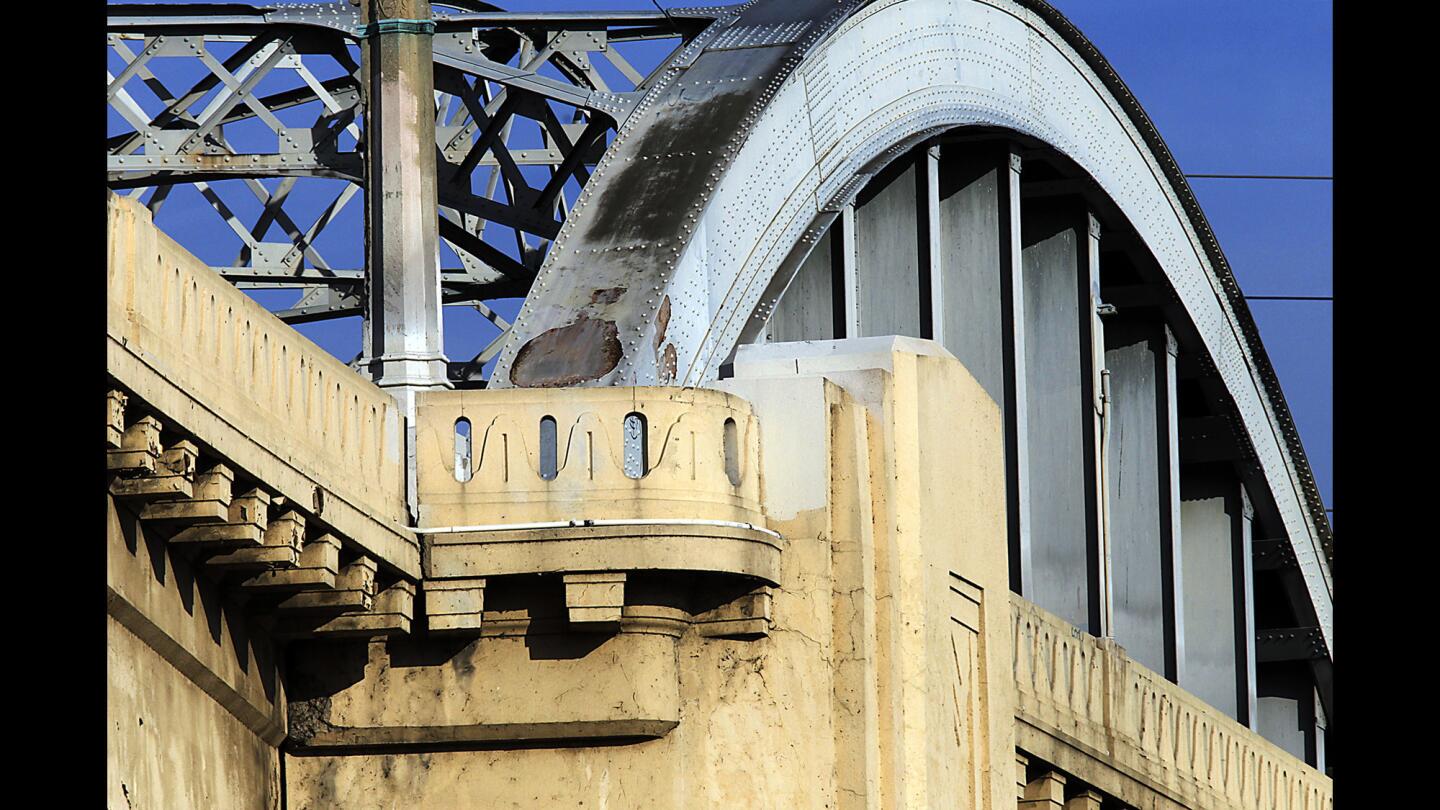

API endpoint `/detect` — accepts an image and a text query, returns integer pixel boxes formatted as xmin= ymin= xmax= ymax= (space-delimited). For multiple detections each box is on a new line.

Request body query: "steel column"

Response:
xmin=1238 ymin=488 xmax=1258 ymax=728
xmin=360 ymin=0 xmax=450 ymax=408
xmin=1084 ymin=212 xmax=1109 ymax=638
xmin=768 ymin=227 xmax=840 ymax=343
xmin=1001 ymin=150 xmax=1031 ymax=595
xmin=922 ymin=143 xmax=943 ymax=344
xmin=841 ymin=204 xmax=860 ymax=338
xmin=1100 ymin=324 xmax=1160 ymax=661
xmin=1178 ymin=467 xmax=1247 ymax=721
xmin=1163 ymin=328 xmax=1185 ymax=684
xmin=1018 ymin=195 xmax=1097 ymax=633
xmin=853 ymin=155 xmax=924 ymax=339
xmin=1102 ymin=320 xmax=1182 ymax=677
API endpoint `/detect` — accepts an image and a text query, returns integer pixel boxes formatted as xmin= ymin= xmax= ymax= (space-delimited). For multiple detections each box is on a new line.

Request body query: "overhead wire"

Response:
xmin=1185 ymin=174 xmax=1332 ymax=181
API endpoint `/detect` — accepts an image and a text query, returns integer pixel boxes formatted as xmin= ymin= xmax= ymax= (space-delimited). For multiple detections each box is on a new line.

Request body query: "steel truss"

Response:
xmin=106 ymin=2 xmax=710 ymax=380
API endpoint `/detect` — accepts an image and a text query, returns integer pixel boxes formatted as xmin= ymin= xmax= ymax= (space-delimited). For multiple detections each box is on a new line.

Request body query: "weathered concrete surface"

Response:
xmin=107 ymin=495 xmax=285 ymax=809
xmin=415 ymin=386 xmax=766 ymax=529
xmin=109 ymin=620 xmax=282 ymax=810
xmin=1013 ymin=597 xmax=1330 ymax=810
xmin=727 ymin=338 xmax=1016 ymax=810
xmin=107 ymin=495 xmax=287 ymax=743
xmin=286 ymin=338 xmax=1014 ymax=809
xmin=285 ymin=622 xmax=683 ymax=748
xmin=107 ymin=192 xmax=416 ymax=579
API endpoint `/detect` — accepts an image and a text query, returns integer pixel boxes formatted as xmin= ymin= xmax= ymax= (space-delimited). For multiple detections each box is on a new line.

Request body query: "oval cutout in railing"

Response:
xmin=539 ymin=416 xmax=558 ymax=480
xmin=454 ymin=417 xmax=473 ymax=482
xmin=723 ymin=417 xmax=741 ymax=486
xmin=623 ymin=412 xmax=648 ymax=479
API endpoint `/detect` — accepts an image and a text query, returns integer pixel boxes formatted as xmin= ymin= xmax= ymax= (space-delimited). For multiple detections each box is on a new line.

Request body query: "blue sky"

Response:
xmin=111 ymin=0 xmax=1332 ymax=514
xmin=1046 ymin=0 xmax=1333 ymax=514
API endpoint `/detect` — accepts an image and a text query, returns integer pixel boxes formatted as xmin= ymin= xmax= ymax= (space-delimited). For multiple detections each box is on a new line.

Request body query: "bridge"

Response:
xmin=106 ymin=1 xmax=1334 ymax=808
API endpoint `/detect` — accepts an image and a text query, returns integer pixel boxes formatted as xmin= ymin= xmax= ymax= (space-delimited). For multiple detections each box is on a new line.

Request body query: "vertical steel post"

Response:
xmin=1238 ymin=487 xmax=1258 ymax=728
xmin=923 ymin=143 xmax=944 ymax=346
xmin=1162 ymin=326 xmax=1185 ymax=684
xmin=1084 ymin=211 xmax=1111 ymax=638
xmin=359 ymin=0 xmax=449 ymax=523
xmin=840 ymin=203 xmax=859 ymax=338
xmin=360 ymin=0 xmax=449 ymax=415
xmin=1001 ymin=148 xmax=1032 ymax=596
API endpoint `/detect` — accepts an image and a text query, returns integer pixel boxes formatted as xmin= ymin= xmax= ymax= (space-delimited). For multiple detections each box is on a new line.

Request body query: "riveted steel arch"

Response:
xmin=487 ymin=0 xmax=1333 ymax=660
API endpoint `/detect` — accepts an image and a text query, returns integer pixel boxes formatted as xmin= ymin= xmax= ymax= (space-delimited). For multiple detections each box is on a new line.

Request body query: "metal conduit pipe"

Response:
xmin=1098 ymin=366 xmax=1115 ymax=638
xmin=408 ymin=517 xmax=783 ymax=540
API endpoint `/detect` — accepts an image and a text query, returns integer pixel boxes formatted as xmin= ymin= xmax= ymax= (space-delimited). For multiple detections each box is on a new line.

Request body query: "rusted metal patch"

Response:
xmin=660 ymin=343 xmax=678 ymax=383
xmin=589 ymin=287 xmax=627 ymax=305
xmin=654 ymin=295 xmax=672 ymax=350
xmin=509 ymin=315 xmax=622 ymax=388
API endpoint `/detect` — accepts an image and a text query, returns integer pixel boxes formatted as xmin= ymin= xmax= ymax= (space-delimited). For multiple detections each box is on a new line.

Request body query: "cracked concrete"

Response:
xmin=284 ymin=341 xmax=1016 ymax=809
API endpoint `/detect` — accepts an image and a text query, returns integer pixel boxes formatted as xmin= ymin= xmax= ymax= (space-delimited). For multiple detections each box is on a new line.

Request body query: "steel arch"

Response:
xmin=487 ymin=0 xmax=1332 ymax=650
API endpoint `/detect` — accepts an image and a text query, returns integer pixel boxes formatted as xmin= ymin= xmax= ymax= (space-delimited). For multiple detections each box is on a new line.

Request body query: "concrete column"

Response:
xmin=1019 ymin=198 xmax=1100 ymax=633
xmin=360 ymin=0 xmax=450 ymax=412
xmin=1102 ymin=321 xmax=1181 ymax=677
xmin=853 ymin=154 xmax=924 ymax=338
xmin=935 ymin=143 xmax=1027 ymax=594
xmin=1178 ymin=466 xmax=1250 ymax=721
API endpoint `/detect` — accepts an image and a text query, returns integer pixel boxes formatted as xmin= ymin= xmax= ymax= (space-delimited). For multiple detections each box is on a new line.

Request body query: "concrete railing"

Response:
xmin=106 ymin=193 xmax=416 ymax=577
xmin=1011 ymin=596 xmax=1332 ymax=810
xmin=415 ymin=387 xmax=766 ymax=528
xmin=415 ymin=387 xmax=779 ymax=584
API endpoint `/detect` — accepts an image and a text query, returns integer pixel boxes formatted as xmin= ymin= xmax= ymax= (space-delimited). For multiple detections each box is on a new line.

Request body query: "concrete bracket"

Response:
xmin=423 ymin=577 xmax=488 ymax=635
xmin=563 ymin=572 xmax=626 ymax=626
xmin=694 ymin=586 xmax=772 ymax=639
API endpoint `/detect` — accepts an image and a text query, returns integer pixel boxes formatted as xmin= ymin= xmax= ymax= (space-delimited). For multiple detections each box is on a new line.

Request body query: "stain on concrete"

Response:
xmin=286 ymin=696 xmax=336 ymax=747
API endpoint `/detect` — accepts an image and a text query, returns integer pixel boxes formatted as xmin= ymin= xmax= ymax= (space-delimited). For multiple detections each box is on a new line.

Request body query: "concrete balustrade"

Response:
xmin=415 ymin=387 xmax=779 ymax=585
xmin=106 ymin=192 xmax=416 ymax=578
xmin=1012 ymin=596 xmax=1332 ymax=810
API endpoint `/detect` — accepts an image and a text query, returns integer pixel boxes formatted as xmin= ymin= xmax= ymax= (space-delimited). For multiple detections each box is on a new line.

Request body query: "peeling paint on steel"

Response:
xmin=509 ymin=315 xmax=622 ymax=388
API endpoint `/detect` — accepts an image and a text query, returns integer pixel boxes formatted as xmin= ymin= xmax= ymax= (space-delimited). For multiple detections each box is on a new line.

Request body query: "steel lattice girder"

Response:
xmin=105 ymin=1 xmax=706 ymax=350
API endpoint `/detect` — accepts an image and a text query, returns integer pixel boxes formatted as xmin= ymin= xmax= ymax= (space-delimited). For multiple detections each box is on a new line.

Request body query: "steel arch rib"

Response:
xmin=489 ymin=0 xmax=1332 ymax=648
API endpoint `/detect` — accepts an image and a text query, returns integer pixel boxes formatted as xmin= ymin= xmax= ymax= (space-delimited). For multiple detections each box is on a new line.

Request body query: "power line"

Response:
xmin=1244 ymin=294 xmax=1333 ymax=301
xmin=1185 ymin=173 xmax=1332 ymax=181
